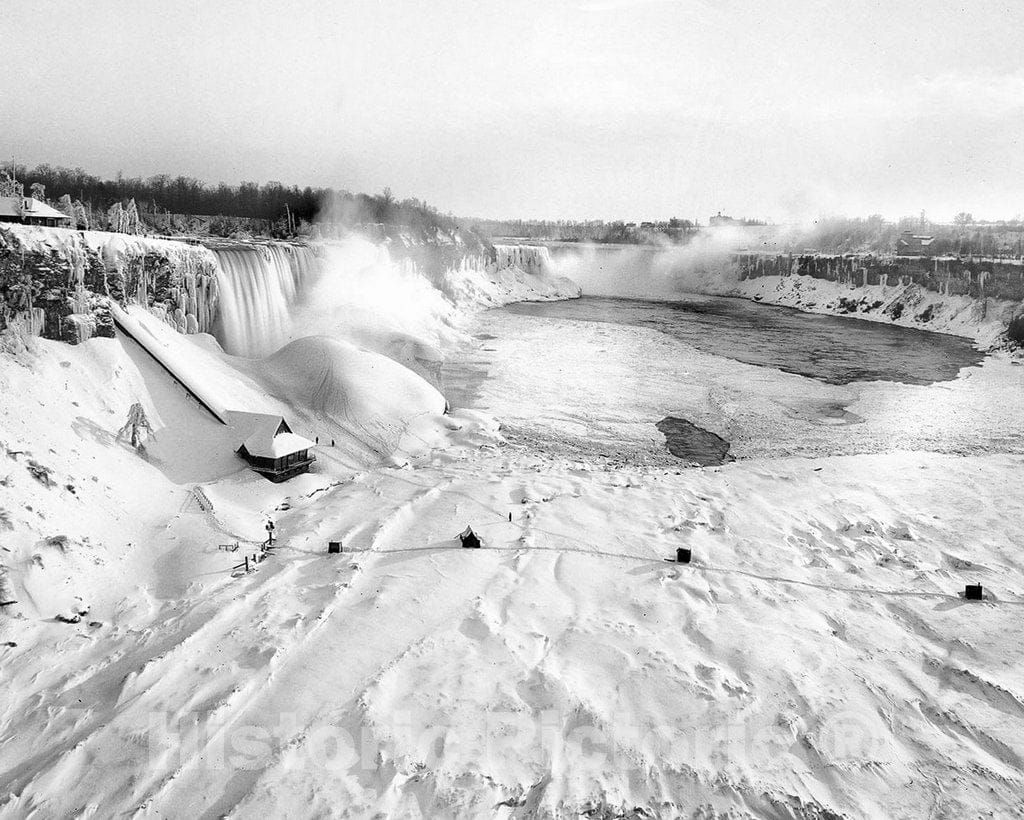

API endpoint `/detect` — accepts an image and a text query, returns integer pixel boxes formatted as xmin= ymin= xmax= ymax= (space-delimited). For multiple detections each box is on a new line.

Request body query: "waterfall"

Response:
xmin=492 ymin=244 xmax=552 ymax=276
xmin=211 ymin=243 xmax=319 ymax=357
xmin=208 ymin=238 xmax=567 ymax=360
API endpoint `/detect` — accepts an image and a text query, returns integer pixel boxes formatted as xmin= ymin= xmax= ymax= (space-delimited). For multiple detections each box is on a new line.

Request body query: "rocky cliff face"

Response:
xmin=731 ymin=252 xmax=1024 ymax=346
xmin=736 ymin=253 xmax=1024 ymax=302
xmin=0 ymin=225 xmax=219 ymax=344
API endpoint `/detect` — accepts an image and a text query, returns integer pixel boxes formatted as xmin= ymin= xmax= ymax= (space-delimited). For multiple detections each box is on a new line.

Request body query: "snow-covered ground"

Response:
xmin=1 ymin=250 xmax=1023 ymax=817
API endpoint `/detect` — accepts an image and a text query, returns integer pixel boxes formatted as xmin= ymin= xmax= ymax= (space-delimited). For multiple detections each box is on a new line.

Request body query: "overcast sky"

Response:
xmin=3 ymin=0 xmax=1023 ymax=221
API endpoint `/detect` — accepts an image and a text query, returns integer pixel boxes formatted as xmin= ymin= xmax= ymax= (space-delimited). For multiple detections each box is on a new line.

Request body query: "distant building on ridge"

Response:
xmin=896 ymin=231 xmax=936 ymax=256
xmin=0 ymin=171 xmax=72 ymax=227
xmin=709 ymin=212 xmax=740 ymax=227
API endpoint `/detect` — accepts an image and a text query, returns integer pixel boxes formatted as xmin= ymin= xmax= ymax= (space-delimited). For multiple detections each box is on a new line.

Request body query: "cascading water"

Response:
xmin=211 ymin=243 xmax=319 ymax=357
xmin=492 ymin=244 xmax=553 ymax=276
xmin=208 ymin=238 xmax=568 ymax=361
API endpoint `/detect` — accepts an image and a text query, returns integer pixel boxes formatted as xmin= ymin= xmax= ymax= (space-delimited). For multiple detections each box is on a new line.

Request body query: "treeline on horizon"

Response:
xmin=468 ymin=217 xmax=702 ymax=245
xmin=797 ymin=214 xmax=1024 ymax=257
xmin=7 ymin=163 xmax=463 ymax=238
xmin=469 ymin=214 xmax=1024 ymax=256
xmin=6 ymin=163 xmax=1022 ymax=256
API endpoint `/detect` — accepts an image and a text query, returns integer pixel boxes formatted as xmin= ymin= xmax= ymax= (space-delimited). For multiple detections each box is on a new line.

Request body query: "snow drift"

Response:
xmin=255 ymin=335 xmax=447 ymax=460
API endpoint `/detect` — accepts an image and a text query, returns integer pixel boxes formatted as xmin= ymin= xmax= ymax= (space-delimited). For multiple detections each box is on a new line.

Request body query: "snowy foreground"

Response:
xmin=2 ymin=290 xmax=1024 ymax=818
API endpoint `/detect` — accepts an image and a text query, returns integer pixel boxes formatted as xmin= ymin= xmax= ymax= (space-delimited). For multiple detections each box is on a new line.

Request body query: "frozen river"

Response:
xmin=441 ymin=296 xmax=1015 ymax=465
xmin=505 ymin=295 xmax=984 ymax=385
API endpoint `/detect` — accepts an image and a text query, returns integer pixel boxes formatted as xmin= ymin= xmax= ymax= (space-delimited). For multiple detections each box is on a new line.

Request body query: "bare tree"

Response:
xmin=72 ymin=200 xmax=90 ymax=230
xmin=125 ymin=198 xmax=141 ymax=234
xmin=117 ymin=402 xmax=155 ymax=453
xmin=107 ymin=201 xmax=124 ymax=232
xmin=58 ymin=193 xmax=74 ymax=221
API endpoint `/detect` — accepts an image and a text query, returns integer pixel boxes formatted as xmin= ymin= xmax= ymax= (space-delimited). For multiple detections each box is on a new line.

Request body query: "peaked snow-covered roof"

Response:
xmin=899 ymin=232 xmax=934 ymax=244
xmin=237 ymin=413 xmax=314 ymax=459
xmin=0 ymin=196 xmax=72 ymax=220
xmin=242 ymin=412 xmax=290 ymax=441
xmin=249 ymin=431 xmax=315 ymax=459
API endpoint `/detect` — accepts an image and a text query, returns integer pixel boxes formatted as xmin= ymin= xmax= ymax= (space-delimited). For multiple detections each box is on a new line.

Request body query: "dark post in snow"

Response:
xmin=676 ymin=547 xmax=691 ymax=564
xmin=459 ymin=526 xmax=482 ymax=549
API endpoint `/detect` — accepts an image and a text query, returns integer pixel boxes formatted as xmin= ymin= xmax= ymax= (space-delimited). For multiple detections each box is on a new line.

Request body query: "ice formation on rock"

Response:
xmin=0 ymin=225 xmax=220 ymax=343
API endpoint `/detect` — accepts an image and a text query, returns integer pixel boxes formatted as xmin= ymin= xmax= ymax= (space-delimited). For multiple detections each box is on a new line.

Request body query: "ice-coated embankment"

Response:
xmin=441 ymin=243 xmax=581 ymax=309
xmin=0 ymin=224 xmax=219 ymax=343
xmin=727 ymin=254 xmax=1024 ymax=347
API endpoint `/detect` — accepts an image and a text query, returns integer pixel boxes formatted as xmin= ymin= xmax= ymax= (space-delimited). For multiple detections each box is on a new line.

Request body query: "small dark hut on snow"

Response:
xmin=458 ymin=526 xmax=482 ymax=549
xmin=236 ymin=414 xmax=315 ymax=482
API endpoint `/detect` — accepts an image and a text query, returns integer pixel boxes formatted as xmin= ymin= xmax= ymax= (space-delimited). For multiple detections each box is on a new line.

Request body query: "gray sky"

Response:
xmin=3 ymin=0 xmax=1022 ymax=221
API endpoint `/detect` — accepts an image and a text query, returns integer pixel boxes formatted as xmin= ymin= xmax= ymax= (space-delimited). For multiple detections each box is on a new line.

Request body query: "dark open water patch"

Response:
xmin=505 ymin=296 xmax=985 ymax=386
xmin=656 ymin=417 xmax=734 ymax=465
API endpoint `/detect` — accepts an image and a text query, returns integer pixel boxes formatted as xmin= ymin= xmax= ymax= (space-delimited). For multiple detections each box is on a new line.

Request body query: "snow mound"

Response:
xmin=256 ymin=336 xmax=446 ymax=460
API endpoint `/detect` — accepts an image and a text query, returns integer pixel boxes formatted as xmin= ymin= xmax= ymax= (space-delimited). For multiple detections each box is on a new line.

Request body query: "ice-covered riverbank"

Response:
xmin=728 ymin=271 xmax=1019 ymax=348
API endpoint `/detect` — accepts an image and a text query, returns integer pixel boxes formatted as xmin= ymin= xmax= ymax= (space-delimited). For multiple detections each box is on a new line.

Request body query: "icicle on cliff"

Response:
xmin=0 ymin=225 xmax=220 ymax=343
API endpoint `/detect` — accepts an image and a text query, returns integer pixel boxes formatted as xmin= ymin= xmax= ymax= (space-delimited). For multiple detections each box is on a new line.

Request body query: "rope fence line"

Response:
xmin=242 ymin=480 xmax=1022 ymax=605
xmin=312 ymin=540 xmax=1024 ymax=607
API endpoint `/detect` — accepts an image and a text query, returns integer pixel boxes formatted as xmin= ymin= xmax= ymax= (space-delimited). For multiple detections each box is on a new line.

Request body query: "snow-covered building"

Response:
xmin=0 ymin=196 xmax=72 ymax=227
xmin=709 ymin=212 xmax=740 ymax=227
xmin=236 ymin=414 xmax=315 ymax=482
xmin=0 ymin=172 xmax=71 ymax=227
xmin=897 ymin=231 xmax=936 ymax=256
